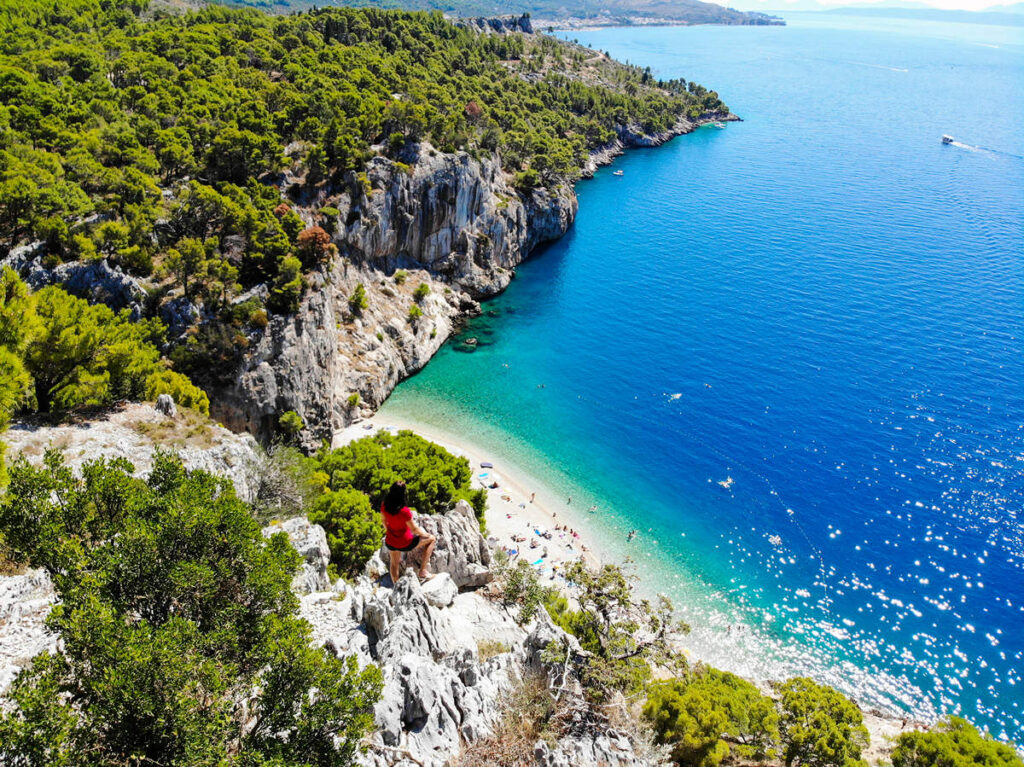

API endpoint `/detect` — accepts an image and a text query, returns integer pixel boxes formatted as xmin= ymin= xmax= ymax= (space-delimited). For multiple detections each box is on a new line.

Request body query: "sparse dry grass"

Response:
xmin=128 ymin=407 xmax=216 ymax=449
xmin=477 ymin=639 xmax=510 ymax=662
xmin=457 ymin=672 xmax=559 ymax=767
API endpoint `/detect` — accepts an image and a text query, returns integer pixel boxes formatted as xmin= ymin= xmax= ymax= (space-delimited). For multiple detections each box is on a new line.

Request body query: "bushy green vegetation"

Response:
xmin=644 ymin=671 xmax=869 ymax=767
xmin=645 ymin=668 xmax=778 ymax=766
xmin=494 ymin=555 xmax=878 ymax=767
xmin=892 ymin=717 xmax=1023 ymax=767
xmin=0 ymin=0 xmax=725 ymax=324
xmin=777 ymin=677 xmax=869 ymax=767
xmin=0 ymin=267 xmax=207 ymax=424
xmin=302 ymin=429 xmax=486 ymax=575
xmin=348 ymin=283 xmax=368 ymax=315
xmin=309 ymin=486 xmax=383 ymax=577
xmin=0 ymin=450 xmax=382 ymax=766
xmin=497 ymin=556 xmax=686 ymax=702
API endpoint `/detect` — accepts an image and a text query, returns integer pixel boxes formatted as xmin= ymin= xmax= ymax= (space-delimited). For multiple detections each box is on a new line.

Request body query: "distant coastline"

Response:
xmin=538 ymin=12 xmax=785 ymax=29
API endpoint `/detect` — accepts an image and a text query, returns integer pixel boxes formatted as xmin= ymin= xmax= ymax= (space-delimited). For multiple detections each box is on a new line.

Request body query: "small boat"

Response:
xmin=941 ymin=134 xmax=954 ymax=145
xmin=713 ymin=121 xmax=727 ymax=129
xmin=612 ymin=170 xmax=624 ymax=176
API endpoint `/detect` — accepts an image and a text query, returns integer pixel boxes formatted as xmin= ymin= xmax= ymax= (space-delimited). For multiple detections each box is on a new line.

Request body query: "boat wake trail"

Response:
xmin=949 ymin=141 xmax=1024 ymax=160
xmin=848 ymin=60 xmax=908 ymax=72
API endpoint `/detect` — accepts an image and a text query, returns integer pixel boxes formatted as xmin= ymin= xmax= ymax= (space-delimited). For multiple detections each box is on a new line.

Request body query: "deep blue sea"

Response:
xmin=381 ymin=13 xmax=1024 ymax=741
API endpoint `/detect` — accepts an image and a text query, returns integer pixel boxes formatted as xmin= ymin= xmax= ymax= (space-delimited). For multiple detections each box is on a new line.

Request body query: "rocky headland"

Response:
xmin=212 ymin=112 xmax=731 ymax=448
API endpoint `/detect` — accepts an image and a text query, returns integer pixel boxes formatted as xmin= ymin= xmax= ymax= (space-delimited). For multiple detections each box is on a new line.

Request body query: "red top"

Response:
xmin=382 ymin=504 xmax=414 ymax=548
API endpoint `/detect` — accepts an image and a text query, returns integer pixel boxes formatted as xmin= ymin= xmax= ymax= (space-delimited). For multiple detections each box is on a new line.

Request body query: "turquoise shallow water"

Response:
xmin=382 ymin=13 xmax=1024 ymax=741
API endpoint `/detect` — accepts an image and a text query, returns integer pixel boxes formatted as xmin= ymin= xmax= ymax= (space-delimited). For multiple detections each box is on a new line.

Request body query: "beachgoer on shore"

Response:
xmin=381 ymin=480 xmax=436 ymax=585
xmin=530 ymin=492 xmax=535 ymax=503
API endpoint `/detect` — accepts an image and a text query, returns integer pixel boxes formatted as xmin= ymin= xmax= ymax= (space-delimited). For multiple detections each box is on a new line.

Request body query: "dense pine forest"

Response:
xmin=0 ymin=0 xmax=724 ymax=293
xmin=0 ymin=0 xmax=726 ymax=427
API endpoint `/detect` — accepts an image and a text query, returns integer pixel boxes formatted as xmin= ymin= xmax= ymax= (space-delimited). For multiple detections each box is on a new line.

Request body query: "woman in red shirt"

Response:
xmin=381 ymin=480 xmax=436 ymax=585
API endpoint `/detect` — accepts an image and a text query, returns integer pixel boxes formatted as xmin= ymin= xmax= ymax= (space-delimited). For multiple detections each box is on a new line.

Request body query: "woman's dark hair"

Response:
xmin=383 ymin=481 xmax=407 ymax=515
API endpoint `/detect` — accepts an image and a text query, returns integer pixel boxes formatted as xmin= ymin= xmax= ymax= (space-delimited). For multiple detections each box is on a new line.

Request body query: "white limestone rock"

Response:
xmin=420 ymin=572 xmax=457 ymax=608
xmin=0 ymin=570 xmax=57 ymax=695
xmin=155 ymin=393 xmax=176 ymax=417
xmin=263 ymin=517 xmax=332 ymax=594
xmin=534 ymin=732 xmax=649 ymax=767
xmin=4 ymin=402 xmax=264 ymax=503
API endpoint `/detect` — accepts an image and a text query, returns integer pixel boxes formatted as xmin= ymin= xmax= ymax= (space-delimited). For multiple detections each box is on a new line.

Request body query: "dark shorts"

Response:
xmin=386 ymin=535 xmax=420 ymax=553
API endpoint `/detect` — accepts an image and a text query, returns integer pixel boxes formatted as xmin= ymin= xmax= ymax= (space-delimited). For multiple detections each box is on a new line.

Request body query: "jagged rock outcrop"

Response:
xmin=2 ymin=246 xmax=147 ymax=317
xmin=534 ymin=734 xmax=649 ymax=767
xmin=276 ymin=509 xmax=654 ymax=767
xmin=263 ymin=517 xmax=332 ymax=594
xmin=215 ymin=143 xmax=577 ymax=445
xmin=0 ymin=570 xmax=56 ymax=695
xmin=3 ymin=402 xmax=264 ymax=502
xmin=454 ymin=15 xmax=534 ymax=35
xmin=371 ymin=500 xmax=493 ymax=590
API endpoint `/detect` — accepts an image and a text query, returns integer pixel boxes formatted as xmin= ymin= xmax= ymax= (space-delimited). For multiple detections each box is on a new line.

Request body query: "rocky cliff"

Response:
xmin=213 ymin=142 xmax=578 ymax=447
xmin=453 ymin=14 xmax=534 ymax=34
xmin=217 ymin=116 xmax=729 ymax=447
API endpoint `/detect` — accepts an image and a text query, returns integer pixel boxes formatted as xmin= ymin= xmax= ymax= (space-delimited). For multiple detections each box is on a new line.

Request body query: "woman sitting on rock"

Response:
xmin=381 ymin=480 xmax=436 ymax=585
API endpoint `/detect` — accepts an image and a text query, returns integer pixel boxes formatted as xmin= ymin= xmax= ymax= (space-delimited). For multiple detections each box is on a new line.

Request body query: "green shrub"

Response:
xmin=514 ymin=168 xmax=540 ymax=191
xmin=278 ymin=410 xmax=304 ymax=442
xmin=407 ymin=304 xmax=423 ymax=322
xmin=777 ymin=677 xmax=868 ymax=767
xmin=413 ymin=282 xmax=430 ymax=302
xmin=0 ymin=452 xmax=382 ymax=765
xmin=144 ymin=369 xmax=210 ymax=415
xmin=387 ymin=132 xmax=406 ymax=153
xmin=306 ymin=429 xmax=487 ymax=568
xmin=348 ymin=283 xmax=368 ymax=315
xmin=0 ymin=270 xmax=203 ymax=423
xmin=347 ymin=392 xmax=360 ymax=409
xmin=892 ymin=717 xmax=1022 ymax=767
xmin=393 ymin=270 xmax=407 ymax=285
xmin=312 ymin=430 xmax=485 ymax=521
xmin=319 ymin=206 xmax=340 ymax=234
xmin=250 ymin=308 xmax=269 ymax=328
xmin=267 ymin=255 xmax=304 ymax=314
xmin=644 ymin=668 xmax=779 ymax=767
xmin=168 ymin=320 xmax=246 ymax=389
xmin=308 ymin=487 xmax=383 ymax=576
